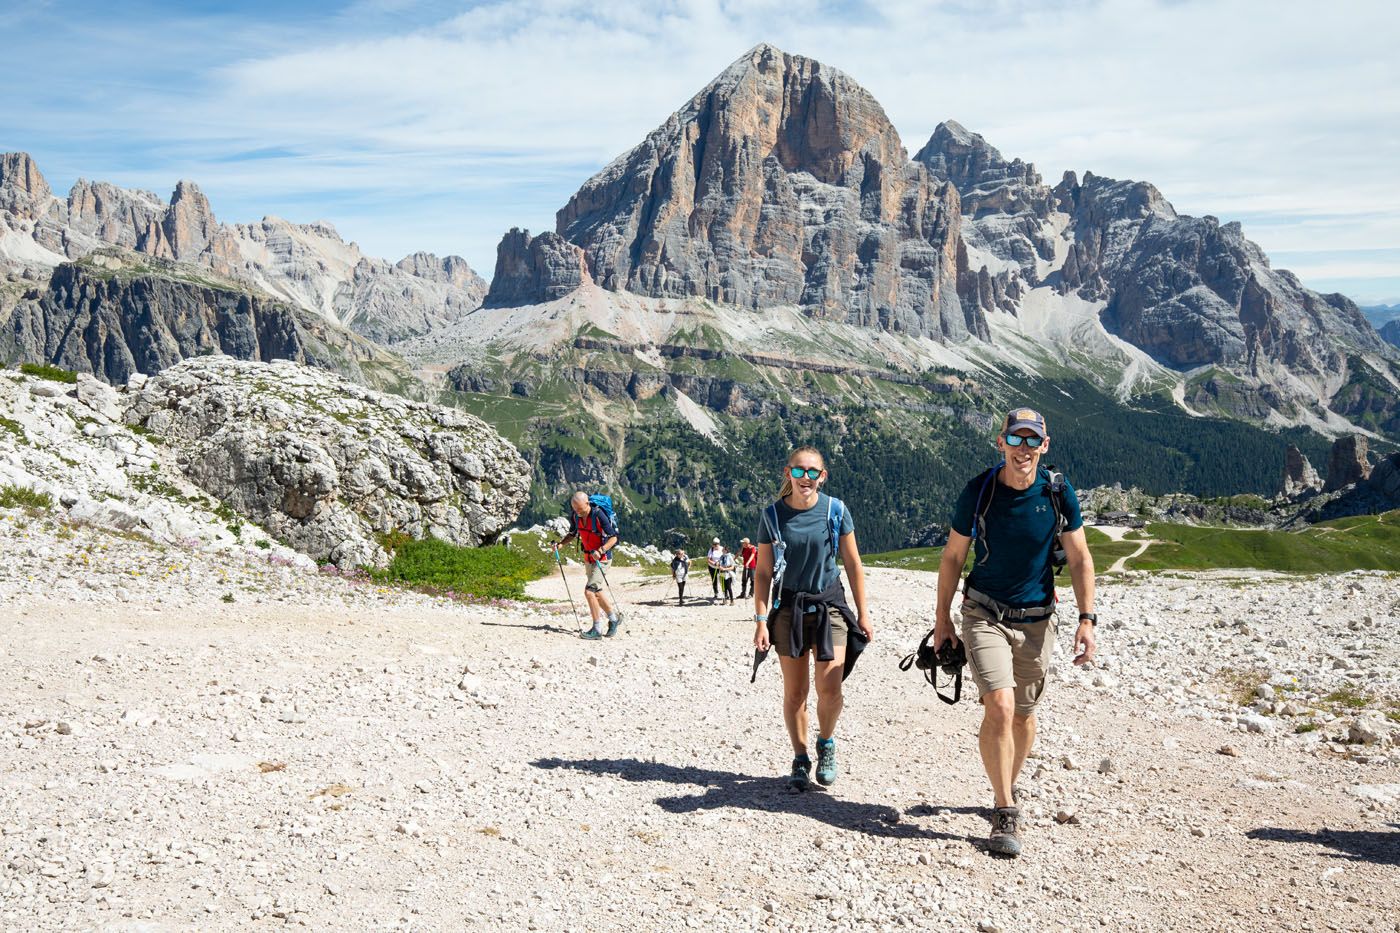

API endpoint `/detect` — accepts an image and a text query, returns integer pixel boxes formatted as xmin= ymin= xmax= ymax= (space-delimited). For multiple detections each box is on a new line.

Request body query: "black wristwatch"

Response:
xmin=1078 ymin=612 xmax=1097 ymax=626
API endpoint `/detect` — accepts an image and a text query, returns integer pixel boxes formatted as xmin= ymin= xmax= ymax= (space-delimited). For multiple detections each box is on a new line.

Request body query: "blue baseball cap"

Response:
xmin=1004 ymin=407 xmax=1047 ymax=438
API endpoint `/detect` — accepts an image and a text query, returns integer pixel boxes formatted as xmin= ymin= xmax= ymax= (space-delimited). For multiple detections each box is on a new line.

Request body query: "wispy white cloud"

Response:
xmin=3 ymin=0 xmax=1398 ymax=299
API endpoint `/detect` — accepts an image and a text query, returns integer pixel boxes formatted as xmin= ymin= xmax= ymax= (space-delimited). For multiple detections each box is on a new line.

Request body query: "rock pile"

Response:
xmin=124 ymin=358 xmax=531 ymax=567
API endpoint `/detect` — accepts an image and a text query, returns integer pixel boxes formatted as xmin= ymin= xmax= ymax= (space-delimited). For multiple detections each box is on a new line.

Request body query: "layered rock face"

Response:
xmin=485 ymin=229 xmax=591 ymax=307
xmin=1324 ymin=435 xmax=1372 ymax=492
xmin=914 ymin=120 xmax=1058 ymax=286
xmin=0 ymin=256 xmax=413 ymax=392
xmin=0 ymin=158 xmax=486 ymax=341
xmin=124 ymin=358 xmax=531 ymax=567
xmin=491 ymin=45 xmax=990 ymax=341
xmin=1281 ymin=444 xmax=1322 ymax=497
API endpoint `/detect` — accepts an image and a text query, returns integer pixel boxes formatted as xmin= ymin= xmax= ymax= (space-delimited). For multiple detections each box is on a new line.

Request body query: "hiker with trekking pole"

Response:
xmin=752 ymin=446 xmax=873 ymax=791
xmin=552 ymin=491 xmax=624 ymax=640
xmin=671 ymin=548 xmax=691 ymax=606
xmin=932 ymin=408 xmax=1096 ymax=858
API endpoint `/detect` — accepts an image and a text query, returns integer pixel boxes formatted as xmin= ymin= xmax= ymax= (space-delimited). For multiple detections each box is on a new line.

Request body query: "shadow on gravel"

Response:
xmin=478 ymin=620 xmax=576 ymax=636
xmin=1246 ymin=826 xmax=1400 ymax=866
xmin=533 ymin=757 xmax=979 ymax=842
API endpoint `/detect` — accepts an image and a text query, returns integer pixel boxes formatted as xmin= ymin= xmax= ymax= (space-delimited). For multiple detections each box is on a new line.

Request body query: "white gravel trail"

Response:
xmin=1 ymin=517 xmax=1396 ymax=931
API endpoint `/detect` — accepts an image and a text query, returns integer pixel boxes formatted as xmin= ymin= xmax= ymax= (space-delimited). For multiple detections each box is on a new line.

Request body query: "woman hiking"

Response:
xmin=671 ymin=548 xmax=691 ymax=606
xmin=753 ymin=446 xmax=873 ymax=790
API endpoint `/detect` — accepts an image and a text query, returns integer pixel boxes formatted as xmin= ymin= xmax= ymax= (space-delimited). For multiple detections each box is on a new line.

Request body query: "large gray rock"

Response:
xmin=494 ymin=44 xmax=991 ymax=340
xmin=124 ymin=357 xmax=531 ymax=567
xmin=485 ymin=229 xmax=592 ymax=307
xmin=1324 ymin=435 xmax=1372 ymax=492
xmin=1282 ymin=445 xmax=1322 ymax=497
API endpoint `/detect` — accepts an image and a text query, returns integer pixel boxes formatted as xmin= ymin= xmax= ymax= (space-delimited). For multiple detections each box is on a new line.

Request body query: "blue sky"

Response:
xmin=3 ymin=0 xmax=1397 ymax=303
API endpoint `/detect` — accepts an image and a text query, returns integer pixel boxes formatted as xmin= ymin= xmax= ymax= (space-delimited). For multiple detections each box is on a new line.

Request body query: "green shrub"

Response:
xmin=0 ymin=485 xmax=52 ymax=510
xmin=19 ymin=363 xmax=78 ymax=384
xmin=372 ymin=536 xmax=550 ymax=601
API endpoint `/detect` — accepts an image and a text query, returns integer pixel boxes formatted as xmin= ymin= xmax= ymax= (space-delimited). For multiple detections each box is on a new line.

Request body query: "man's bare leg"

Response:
xmin=978 ymin=688 xmax=1017 ymax=808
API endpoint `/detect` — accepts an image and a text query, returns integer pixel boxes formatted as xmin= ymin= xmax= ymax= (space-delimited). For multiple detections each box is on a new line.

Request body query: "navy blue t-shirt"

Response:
xmin=756 ymin=493 xmax=854 ymax=595
xmin=950 ymin=470 xmax=1083 ymax=608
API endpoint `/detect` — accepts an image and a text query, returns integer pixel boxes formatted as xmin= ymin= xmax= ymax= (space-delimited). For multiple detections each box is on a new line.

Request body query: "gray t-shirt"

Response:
xmin=756 ymin=493 xmax=854 ymax=595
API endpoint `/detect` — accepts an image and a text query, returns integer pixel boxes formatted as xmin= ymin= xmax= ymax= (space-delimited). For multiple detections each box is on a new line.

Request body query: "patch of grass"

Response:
xmin=0 ymin=485 xmax=52 ymax=510
xmin=221 ymin=593 xmax=235 ymax=604
xmin=0 ymin=415 xmax=24 ymax=440
xmin=372 ymin=535 xmax=552 ymax=600
xmin=1323 ymin=685 xmax=1373 ymax=710
xmin=1217 ymin=666 xmax=1269 ymax=707
xmin=255 ymin=539 xmax=271 ymax=550
xmin=19 ymin=362 xmax=77 ymax=384
xmin=1294 ymin=722 xmax=1319 ymax=734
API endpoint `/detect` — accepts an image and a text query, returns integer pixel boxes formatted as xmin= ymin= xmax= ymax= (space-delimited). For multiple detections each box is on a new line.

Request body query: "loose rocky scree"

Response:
xmin=0 ymin=513 xmax=1396 ymax=931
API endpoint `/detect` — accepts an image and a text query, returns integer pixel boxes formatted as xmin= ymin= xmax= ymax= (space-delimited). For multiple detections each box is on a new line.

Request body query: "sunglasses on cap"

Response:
xmin=788 ymin=466 xmax=823 ymax=479
xmin=1003 ymin=434 xmax=1045 ymax=448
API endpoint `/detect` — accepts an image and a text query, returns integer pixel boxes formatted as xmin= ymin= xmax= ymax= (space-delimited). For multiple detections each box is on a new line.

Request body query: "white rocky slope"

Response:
xmin=0 ymin=531 xmax=1394 ymax=931
xmin=0 ymin=152 xmax=487 ymax=342
xmin=0 ymin=357 xmax=531 ymax=569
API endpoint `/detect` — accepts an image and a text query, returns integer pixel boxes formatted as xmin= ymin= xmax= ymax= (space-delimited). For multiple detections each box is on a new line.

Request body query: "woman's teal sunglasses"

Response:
xmin=789 ymin=467 xmax=824 ymax=479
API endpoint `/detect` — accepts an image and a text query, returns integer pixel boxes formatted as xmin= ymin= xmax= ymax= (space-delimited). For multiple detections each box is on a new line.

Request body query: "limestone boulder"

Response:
xmin=124 ymin=357 xmax=531 ymax=567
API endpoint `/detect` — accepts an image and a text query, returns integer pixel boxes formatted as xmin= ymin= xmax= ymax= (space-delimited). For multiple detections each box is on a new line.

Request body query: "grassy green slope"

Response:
xmin=865 ymin=513 xmax=1400 ymax=575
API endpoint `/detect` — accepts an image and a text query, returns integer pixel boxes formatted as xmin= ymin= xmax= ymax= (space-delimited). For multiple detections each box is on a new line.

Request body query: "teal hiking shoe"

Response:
xmin=605 ymin=613 xmax=622 ymax=637
xmin=580 ymin=626 xmax=604 ymax=640
xmin=815 ymin=737 xmax=838 ymax=786
xmin=787 ymin=754 xmax=812 ymax=791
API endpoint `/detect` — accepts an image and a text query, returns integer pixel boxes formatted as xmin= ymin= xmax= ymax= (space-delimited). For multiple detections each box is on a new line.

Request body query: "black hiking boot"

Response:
xmin=988 ymin=806 xmax=1022 ymax=857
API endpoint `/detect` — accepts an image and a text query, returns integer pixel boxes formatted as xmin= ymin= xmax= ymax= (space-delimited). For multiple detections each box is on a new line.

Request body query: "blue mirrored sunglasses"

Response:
xmin=1003 ymin=433 xmax=1045 ymax=448
xmin=789 ymin=466 xmax=823 ymax=479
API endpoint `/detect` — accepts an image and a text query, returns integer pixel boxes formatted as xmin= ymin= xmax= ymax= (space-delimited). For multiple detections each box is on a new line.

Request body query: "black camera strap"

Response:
xmin=899 ymin=629 xmax=963 ymax=705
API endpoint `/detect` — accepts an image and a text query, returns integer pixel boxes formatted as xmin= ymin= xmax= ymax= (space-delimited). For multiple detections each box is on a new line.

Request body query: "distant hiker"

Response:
xmin=671 ymin=548 xmax=691 ymax=606
xmin=739 ymin=537 xmax=757 ymax=599
xmin=718 ymin=546 xmax=737 ymax=604
xmin=933 ymin=408 xmax=1097 ymax=858
xmin=754 ymin=446 xmax=872 ymax=791
xmin=706 ymin=537 xmax=723 ymax=602
xmin=553 ymin=491 xmax=623 ymax=639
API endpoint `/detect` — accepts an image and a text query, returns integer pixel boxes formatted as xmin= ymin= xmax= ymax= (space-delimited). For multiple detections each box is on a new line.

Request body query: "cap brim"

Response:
xmin=1005 ymin=420 xmax=1047 ymax=438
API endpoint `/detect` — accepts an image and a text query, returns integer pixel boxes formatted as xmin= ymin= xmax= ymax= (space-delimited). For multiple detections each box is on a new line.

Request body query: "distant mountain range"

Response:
xmin=2 ymin=44 xmax=1397 ymax=549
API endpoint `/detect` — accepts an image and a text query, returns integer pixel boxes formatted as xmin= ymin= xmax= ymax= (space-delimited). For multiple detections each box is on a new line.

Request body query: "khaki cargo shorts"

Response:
xmin=585 ymin=560 xmax=608 ymax=592
xmin=959 ymin=600 xmax=1057 ymax=717
xmin=770 ymin=605 xmax=847 ymax=659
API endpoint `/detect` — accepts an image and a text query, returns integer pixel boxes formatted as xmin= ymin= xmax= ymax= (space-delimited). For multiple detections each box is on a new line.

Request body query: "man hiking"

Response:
xmin=739 ymin=537 xmax=757 ymax=600
xmin=933 ymin=408 xmax=1096 ymax=857
xmin=553 ymin=491 xmax=623 ymax=639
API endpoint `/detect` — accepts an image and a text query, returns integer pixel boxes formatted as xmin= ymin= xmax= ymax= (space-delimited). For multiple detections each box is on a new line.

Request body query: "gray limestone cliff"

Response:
xmin=0 ymin=255 xmax=415 ymax=393
xmin=0 ymin=157 xmax=486 ymax=342
xmin=487 ymin=45 xmax=991 ymax=340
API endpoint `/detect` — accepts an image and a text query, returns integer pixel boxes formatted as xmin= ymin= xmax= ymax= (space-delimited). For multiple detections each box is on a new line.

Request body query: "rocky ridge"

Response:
xmin=474 ymin=45 xmax=1397 ymax=439
xmin=1 ymin=253 xmax=415 ymax=392
xmin=0 ymin=155 xmax=486 ymax=342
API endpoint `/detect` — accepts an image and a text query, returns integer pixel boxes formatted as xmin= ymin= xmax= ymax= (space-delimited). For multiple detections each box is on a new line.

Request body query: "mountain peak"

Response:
xmin=0 ymin=152 xmax=52 ymax=203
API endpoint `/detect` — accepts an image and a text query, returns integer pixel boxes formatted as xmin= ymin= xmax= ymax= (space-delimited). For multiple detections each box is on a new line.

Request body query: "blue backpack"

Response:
xmin=762 ymin=496 xmax=846 ymax=610
xmin=572 ymin=493 xmax=619 ymax=544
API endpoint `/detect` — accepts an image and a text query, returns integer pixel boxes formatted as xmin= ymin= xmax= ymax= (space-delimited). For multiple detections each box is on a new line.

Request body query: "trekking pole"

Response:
xmin=554 ymin=546 xmax=583 ymax=631
xmin=594 ymin=556 xmax=623 ymax=614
